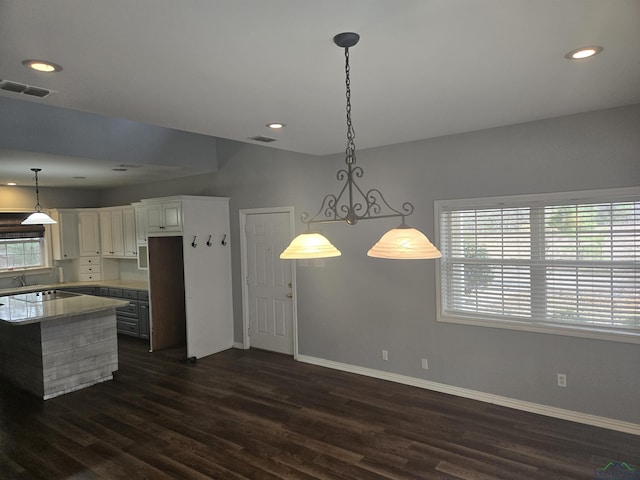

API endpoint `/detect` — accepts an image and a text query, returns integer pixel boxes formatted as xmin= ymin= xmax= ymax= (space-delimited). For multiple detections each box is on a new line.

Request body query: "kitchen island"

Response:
xmin=0 ymin=288 xmax=127 ymax=399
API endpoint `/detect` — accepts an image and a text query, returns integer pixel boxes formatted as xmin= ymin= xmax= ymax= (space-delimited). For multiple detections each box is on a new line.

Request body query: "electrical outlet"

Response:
xmin=421 ymin=358 xmax=429 ymax=370
xmin=557 ymin=373 xmax=567 ymax=387
xmin=382 ymin=350 xmax=388 ymax=361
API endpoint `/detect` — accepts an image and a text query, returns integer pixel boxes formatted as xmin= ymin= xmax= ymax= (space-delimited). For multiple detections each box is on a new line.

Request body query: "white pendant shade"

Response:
xmin=280 ymin=233 xmax=341 ymax=259
xmin=22 ymin=168 xmax=57 ymax=225
xmin=21 ymin=211 xmax=57 ymax=225
xmin=367 ymin=225 xmax=441 ymax=259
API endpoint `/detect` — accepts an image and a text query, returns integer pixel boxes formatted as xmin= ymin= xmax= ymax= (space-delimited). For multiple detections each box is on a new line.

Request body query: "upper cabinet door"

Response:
xmin=50 ymin=209 xmax=79 ymax=260
xmin=135 ymin=206 xmax=148 ymax=244
xmin=145 ymin=204 xmax=163 ymax=232
xmin=122 ymin=207 xmax=137 ymax=257
xmin=110 ymin=209 xmax=125 ymax=256
xmin=161 ymin=202 xmax=182 ymax=231
xmin=145 ymin=201 xmax=183 ymax=233
xmin=78 ymin=211 xmax=101 ymax=256
xmin=99 ymin=210 xmax=114 ymax=256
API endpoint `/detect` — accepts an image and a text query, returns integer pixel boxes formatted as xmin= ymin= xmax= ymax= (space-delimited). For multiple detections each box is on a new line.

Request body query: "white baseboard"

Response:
xmin=296 ymin=354 xmax=640 ymax=436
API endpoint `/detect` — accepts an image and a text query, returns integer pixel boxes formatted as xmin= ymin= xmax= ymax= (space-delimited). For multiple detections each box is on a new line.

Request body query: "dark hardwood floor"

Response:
xmin=1 ymin=335 xmax=638 ymax=479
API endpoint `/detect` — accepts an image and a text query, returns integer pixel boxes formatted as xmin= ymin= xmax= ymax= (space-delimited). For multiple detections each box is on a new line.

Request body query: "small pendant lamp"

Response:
xmin=22 ymin=168 xmax=57 ymax=225
xmin=368 ymin=223 xmax=441 ymax=259
xmin=280 ymin=232 xmax=341 ymax=259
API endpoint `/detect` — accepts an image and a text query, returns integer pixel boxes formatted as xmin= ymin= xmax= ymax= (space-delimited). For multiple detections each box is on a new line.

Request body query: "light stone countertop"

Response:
xmin=57 ymin=280 xmax=149 ymax=291
xmin=0 ymin=288 xmax=129 ymax=326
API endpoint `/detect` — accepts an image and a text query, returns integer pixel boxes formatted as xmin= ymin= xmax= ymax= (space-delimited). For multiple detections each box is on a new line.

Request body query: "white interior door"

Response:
xmin=244 ymin=211 xmax=295 ymax=354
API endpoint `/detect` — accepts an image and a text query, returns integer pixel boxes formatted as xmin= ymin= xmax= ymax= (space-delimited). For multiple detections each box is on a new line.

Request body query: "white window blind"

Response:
xmin=0 ymin=213 xmax=46 ymax=271
xmin=436 ymin=188 xmax=639 ymax=341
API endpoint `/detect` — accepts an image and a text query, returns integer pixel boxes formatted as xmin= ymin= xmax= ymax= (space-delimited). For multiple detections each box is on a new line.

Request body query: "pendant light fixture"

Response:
xmin=280 ymin=33 xmax=441 ymax=260
xmin=21 ymin=168 xmax=57 ymax=225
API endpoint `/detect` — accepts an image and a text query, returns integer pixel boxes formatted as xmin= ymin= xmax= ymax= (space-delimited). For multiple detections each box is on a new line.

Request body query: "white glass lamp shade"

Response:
xmin=21 ymin=211 xmax=57 ymax=225
xmin=280 ymin=233 xmax=341 ymax=259
xmin=367 ymin=224 xmax=441 ymax=259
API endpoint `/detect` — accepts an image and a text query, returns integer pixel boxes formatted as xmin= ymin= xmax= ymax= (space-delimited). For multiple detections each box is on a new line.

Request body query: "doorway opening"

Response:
xmin=148 ymin=236 xmax=187 ymax=361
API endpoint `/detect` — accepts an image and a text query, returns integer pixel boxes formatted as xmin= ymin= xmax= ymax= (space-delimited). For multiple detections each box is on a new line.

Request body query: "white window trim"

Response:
xmin=0 ymin=209 xmax=55 ymax=276
xmin=435 ymin=186 xmax=640 ymax=345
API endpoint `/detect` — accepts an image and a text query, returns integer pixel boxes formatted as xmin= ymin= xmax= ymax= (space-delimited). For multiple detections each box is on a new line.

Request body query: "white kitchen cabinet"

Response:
xmin=122 ymin=207 xmax=137 ymax=258
xmin=146 ymin=196 xmax=233 ymax=359
xmin=49 ymin=209 xmax=79 ymax=260
xmin=78 ymin=210 xmax=101 ymax=256
xmin=78 ymin=256 xmax=102 ymax=281
xmin=145 ymin=200 xmax=182 ymax=234
xmin=99 ymin=206 xmax=137 ymax=258
xmin=134 ymin=203 xmax=148 ymax=244
xmin=100 ymin=208 xmax=124 ymax=257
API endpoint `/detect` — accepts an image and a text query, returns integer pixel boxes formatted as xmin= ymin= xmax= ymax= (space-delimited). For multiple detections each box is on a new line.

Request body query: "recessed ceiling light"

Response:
xmin=266 ymin=122 xmax=286 ymax=129
xmin=22 ymin=59 xmax=63 ymax=73
xmin=7 ymin=182 xmax=16 ymax=186
xmin=564 ymin=46 xmax=603 ymax=60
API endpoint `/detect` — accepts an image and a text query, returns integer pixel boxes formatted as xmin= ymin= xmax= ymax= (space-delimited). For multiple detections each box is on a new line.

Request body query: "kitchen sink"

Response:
xmin=7 ymin=290 xmax=82 ymax=303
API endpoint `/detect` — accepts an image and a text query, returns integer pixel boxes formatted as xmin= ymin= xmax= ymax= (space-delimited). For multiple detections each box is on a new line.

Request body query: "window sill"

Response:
xmin=437 ymin=313 xmax=640 ymax=345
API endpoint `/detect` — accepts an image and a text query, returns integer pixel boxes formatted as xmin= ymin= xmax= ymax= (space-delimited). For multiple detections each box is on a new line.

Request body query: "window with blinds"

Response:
xmin=435 ymin=188 xmax=639 ymax=342
xmin=0 ymin=213 xmax=46 ymax=271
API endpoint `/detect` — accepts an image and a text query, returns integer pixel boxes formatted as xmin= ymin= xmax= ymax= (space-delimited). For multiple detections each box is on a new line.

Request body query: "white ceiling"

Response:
xmin=1 ymin=0 xmax=639 ymax=187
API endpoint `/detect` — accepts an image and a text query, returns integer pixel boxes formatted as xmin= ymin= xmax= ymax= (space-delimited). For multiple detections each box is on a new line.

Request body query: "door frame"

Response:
xmin=239 ymin=206 xmax=298 ymax=357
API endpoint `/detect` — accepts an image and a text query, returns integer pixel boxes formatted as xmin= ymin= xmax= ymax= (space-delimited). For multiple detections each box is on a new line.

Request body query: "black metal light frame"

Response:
xmin=300 ymin=32 xmax=414 ymax=229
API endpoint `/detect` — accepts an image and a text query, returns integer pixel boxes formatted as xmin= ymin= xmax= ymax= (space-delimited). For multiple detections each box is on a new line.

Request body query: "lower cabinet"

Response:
xmin=116 ymin=297 xmax=140 ymax=337
xmin=61 ymin=286 xmax=149 ymax=339
xmin=109 ymin=288 xmax=149 ymax=339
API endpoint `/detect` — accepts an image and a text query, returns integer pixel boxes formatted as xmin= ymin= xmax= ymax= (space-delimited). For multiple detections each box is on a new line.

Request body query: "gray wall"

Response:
xmin=0 ymin=96 xmax=217 ymax=170
xmin=100 ymin=104 xmax=640 ymax=424
xmin=0 ymin=185 xmax=101 ymax=210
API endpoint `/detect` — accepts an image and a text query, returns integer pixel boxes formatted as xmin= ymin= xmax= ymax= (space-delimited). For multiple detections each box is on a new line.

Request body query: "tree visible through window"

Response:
xmin=436 ymin=189 xmax=640 ymax=341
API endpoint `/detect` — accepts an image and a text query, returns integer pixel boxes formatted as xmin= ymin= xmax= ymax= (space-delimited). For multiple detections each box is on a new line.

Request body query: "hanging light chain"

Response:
xmin=32 ymin=168 xmax=43 ymax=212
xmin=345 ymin=46 xmax=356 ymax=165
xmin=299 ymin=33 xmax=417 ymax=227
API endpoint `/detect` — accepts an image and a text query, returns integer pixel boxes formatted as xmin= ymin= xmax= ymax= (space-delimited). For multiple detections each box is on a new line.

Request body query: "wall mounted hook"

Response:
xmin=191 ymin=236 xmax=198 ymax=248
xmin=206 ymin=235 xmax=212 ymax=247
xmin=221 ymin=234 xmax=228 ymax=246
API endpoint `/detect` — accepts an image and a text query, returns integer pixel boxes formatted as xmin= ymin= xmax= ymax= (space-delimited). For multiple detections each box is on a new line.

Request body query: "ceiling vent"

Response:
xmin=248 ymin=135 xmax=278 ymax=143
xmin=0 ymin=79 xmax=56 ymax=98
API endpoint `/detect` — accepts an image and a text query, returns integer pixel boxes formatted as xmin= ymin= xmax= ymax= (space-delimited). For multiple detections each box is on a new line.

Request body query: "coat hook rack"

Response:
xmin=221 ymin=234 xmax=228 ymax=246
xmin=191 ymin=236 xmax=197 ymax=248
xmin=206 ymin=235 xmax=212 ymax=247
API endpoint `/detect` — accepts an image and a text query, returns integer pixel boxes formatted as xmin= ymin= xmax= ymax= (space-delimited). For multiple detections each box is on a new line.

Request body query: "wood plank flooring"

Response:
xmin=1 ymin=335 xmax=638 ymax=479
